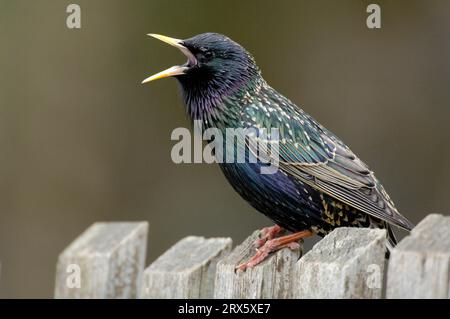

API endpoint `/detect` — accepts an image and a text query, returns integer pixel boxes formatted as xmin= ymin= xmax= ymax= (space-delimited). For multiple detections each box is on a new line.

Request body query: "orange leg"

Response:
xmin=255 ymin=225 xmax=284 ymax=248
xmin=236 ymin=230 xmax=314 ymax=271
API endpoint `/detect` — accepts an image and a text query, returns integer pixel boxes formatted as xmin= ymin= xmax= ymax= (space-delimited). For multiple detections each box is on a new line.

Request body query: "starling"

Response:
xmin=143 ymin=33 xmax=414 ymax=270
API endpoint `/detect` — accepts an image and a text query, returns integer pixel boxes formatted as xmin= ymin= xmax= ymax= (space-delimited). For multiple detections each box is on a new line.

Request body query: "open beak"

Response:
xmin=142 ymin=34 xmax=196 ymax=84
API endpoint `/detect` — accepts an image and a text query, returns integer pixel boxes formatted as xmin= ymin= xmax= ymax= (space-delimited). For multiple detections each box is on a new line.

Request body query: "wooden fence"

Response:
xmin=51 ymin=214 xmax=449 ymax=299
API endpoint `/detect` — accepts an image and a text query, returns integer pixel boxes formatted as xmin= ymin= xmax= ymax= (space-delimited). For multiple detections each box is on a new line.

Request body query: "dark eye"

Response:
xmin=199 ymin=47 xmax=214 ymax=60
xmin=204 ymin=50 xmax=214 ymax=59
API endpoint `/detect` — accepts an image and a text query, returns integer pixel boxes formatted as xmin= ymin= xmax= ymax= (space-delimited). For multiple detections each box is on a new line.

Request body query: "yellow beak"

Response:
xmin=141 ymin=65 xmax=188 ymax=84
xmin=142 ymin=34 xmax=196 ymax=84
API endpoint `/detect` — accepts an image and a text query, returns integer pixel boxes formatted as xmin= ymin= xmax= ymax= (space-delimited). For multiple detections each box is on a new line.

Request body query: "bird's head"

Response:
xmin=143 ymin=33 xmax=261 ymax=120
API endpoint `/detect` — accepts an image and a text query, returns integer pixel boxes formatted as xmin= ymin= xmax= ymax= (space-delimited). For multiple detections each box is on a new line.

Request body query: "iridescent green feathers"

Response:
xmin=172 ymin=32 xmax=413 ymax=233
xmin=238 ymin=82 xmax=414 ymax=231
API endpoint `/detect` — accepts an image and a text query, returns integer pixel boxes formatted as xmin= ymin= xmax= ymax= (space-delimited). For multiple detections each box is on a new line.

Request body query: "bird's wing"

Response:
xmin=240 ymin=91 xmax=414 ymax=231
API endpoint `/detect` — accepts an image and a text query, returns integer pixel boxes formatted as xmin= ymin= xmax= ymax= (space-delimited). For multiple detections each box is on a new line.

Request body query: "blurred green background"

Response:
xmin=0 ymin=0 xmax=449 ymax=298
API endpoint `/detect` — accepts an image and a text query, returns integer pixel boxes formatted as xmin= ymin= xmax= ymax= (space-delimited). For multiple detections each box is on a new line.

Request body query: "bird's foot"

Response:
xmin=255 ymin=225 xmax=284 ymax=248
xmin=236 ymin=230 xmax=313 ymax=272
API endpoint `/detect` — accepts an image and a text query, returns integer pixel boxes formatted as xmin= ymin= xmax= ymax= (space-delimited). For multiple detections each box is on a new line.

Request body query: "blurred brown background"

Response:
xmin=0 ymin=0 xmax=449 ymax=298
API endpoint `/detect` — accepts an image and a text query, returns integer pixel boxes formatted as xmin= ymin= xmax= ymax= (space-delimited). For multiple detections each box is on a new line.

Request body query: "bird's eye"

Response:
xmin=204 ymin=50 xmax=214 ymax=59
xmin=198 ymin=47 xmax=214 ymax=60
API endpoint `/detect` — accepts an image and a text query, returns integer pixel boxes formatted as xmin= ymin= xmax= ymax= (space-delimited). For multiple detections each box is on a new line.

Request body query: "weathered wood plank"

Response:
xmin=55 ymin=222 xmax=148 ymax=299
xmin=293 ymin=228 xmax=386 ymax=299
xmin=214 ymin=231 xmax=301 ymax=299
xmin=387 ymin=214 xmax=450 ymax=299
xmin=140 ymin=236 xmax=232 ymax=298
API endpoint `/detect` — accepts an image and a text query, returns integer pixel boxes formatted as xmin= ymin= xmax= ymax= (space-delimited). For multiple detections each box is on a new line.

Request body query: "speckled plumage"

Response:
xmin=158 ymin=33 xmax=414 ymax=250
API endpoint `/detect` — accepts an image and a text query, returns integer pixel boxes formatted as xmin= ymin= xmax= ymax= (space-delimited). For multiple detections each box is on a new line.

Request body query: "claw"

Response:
xmin=236 ymin=230 xmax=313 ymax=272
xmin=254 ymin=225 xmax=283 ymax=248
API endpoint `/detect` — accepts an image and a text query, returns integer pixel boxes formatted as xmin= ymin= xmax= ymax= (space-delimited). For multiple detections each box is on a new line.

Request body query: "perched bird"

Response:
xmin=143 ymin=33 xmax=414 ymax=270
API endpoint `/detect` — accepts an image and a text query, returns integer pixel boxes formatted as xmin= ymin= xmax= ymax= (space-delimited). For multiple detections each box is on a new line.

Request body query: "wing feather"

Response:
xmin=240 ymin=89 xmax=414 ymax=230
